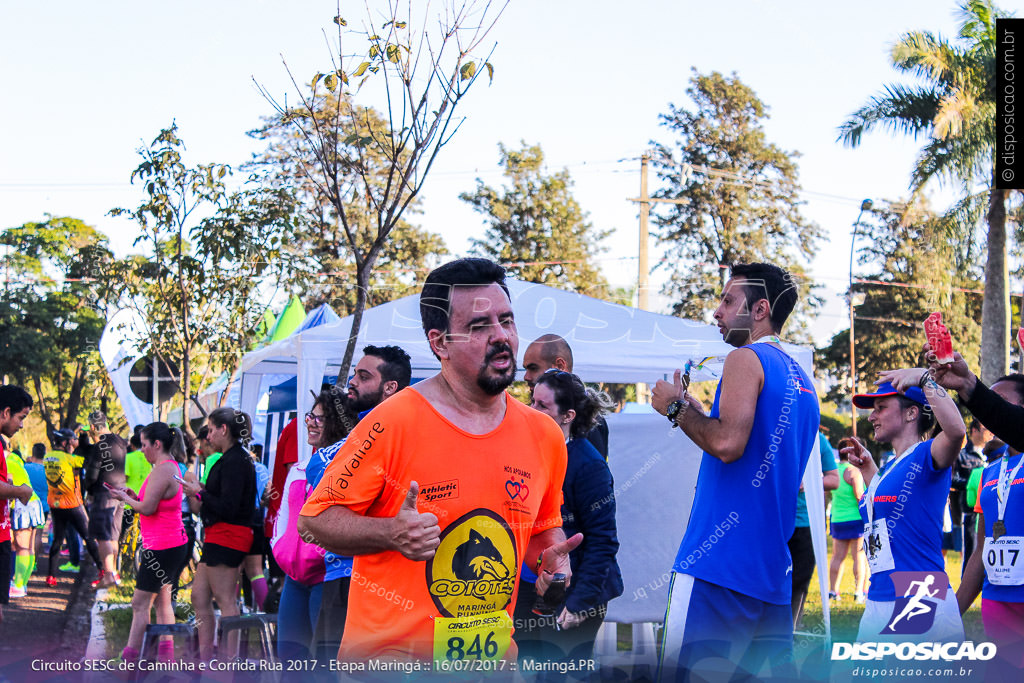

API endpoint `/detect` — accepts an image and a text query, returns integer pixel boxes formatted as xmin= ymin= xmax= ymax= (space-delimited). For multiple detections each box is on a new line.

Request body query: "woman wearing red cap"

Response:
xmin=842 ymin=368 xmax=966 ymax=642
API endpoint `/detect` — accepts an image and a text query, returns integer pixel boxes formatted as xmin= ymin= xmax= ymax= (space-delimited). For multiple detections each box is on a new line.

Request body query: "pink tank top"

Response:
xmin=138 ymin=460 xmax=187 ymax=551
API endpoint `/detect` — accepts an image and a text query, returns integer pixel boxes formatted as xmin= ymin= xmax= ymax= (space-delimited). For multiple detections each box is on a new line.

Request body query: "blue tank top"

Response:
xmin=858 ymin=440 xmax=951 ymax=600
xmin=673 ymin=343 xmax=819 ymax=605
xmin=307 ymin=438 xmax=353 ymax=580
xmin=978 ymin=453 xmax=1024 ymax=602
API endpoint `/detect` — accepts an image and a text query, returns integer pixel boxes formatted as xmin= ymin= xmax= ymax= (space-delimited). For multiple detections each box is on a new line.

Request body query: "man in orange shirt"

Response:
xmin=300 ymin=258 xmax=582 ymax=664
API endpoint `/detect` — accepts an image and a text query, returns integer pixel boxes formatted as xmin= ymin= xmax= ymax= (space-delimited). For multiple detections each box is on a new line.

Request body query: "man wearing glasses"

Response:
xmin=300 ymin=258 xmax=580 ymax=664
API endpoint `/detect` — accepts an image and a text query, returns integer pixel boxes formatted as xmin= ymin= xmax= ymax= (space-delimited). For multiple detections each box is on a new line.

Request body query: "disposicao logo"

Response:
xmin=882 ymin=571 xmax=946 ymax=635
xmin=831 ymin=642 xmax=996 ymax=662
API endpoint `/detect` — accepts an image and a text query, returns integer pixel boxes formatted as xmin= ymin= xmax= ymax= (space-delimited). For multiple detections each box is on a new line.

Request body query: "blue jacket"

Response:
xmin=561 ymin=437 xmax=623 ymax=614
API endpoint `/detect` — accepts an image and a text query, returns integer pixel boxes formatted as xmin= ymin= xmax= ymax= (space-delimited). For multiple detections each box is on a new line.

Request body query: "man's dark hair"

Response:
xmin=32 ymin=442 xmax=46 ymax=459
xmin=993 ymin=374 xmax=1024 ymax=407
xmin=129 ymin=433 xmax=142 ymax=450
xmin=729 ymin=262 xmax=799 ymax=332
xmin=52 ymin=429 xmax=75 ymax=449
xmin=420 ymin=258 xmax=509 ymax=337
xmin=0 ymin=385 xmax=33 ymax=414
xmin=363 ymin=345 xmax=413 ymax=389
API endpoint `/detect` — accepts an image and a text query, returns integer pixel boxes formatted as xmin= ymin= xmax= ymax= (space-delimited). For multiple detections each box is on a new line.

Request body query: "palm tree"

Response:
xmin=838 ymin=0 xmax=1010 ymax=383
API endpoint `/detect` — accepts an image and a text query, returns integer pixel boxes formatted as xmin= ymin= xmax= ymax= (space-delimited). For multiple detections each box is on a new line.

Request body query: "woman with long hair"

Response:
xmin=181 ymin=408 xmax=257 ymax=661
xmin=515 ymin=369 xmax=623 ymax=669
xmin=108 ymin=422 xmax=189 ymax=663
xmin=843 ymin=369 xmax=966 ymax=642
xmin=273 ymin=387 xmax=354 ymax=664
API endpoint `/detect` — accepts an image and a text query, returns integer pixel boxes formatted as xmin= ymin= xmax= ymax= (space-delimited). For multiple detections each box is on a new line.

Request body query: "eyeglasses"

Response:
xmin=304 ymin=411 xmax=324 ymax=425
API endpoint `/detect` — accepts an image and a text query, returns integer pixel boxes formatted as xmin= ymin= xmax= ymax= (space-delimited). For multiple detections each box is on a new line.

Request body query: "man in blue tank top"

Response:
xmin=652 ymin=262 xmax=820 ymax=682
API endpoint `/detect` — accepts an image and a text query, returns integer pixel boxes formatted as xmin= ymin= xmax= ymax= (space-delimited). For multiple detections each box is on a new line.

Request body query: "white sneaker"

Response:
xmin=9 ymin=584 xmax=27 ymax=598
xmin=855 ymin=592 xmax=867 ymax=604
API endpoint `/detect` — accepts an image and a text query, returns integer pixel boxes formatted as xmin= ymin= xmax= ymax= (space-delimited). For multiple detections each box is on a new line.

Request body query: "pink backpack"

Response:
xmin=270 ymin=462 xmax=326 ymax=586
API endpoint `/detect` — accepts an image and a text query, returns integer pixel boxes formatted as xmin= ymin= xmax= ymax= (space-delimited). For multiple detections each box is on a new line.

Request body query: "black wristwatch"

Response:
xmin=666 ymin=400 xmax=684 ymax=428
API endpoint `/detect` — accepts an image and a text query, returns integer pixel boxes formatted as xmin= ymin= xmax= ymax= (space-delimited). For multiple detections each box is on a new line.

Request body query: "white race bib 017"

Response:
xmin=983 ymin=537 xmax=1024 ymax=586
xmin=864 ymin=519 xmax=895 ymax=574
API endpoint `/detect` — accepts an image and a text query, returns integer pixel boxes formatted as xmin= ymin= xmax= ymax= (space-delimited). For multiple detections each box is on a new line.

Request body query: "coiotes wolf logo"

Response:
xmin=453 ymin=529 xmax=511 ymax=583
xmin=427 ymin=509 xmax=517 ymax=618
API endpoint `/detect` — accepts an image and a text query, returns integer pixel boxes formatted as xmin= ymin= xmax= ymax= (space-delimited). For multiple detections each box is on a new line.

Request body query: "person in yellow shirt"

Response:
xmin=7 ymin=449 xmax=43 ymax=598
xmin=44 ymin=429 xmax=101 ymax=585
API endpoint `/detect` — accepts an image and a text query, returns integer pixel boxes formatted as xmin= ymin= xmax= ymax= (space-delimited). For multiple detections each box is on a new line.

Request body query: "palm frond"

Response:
xmin=959 ymin=0 xmax=999 ymax=44
xmin=837 ymin=84 xmax=941 ymax=146
xmin=941 ymin=185 xmax=988 ymax=269
xmin=891 ymin=31 xmax=962 ymax=86
xmin=933 ymin=90 xmax=977 ymax=138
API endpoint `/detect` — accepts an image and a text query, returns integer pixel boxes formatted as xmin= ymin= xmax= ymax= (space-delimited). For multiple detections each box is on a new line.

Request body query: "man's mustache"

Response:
xmin=485 ymin=343 xmax=514 ymax=363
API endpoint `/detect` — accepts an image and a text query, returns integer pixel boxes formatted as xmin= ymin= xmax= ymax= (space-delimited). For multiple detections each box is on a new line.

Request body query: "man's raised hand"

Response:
xmin=652 ymin=369 xmax=687 ymax=415
xmin=391 ymin=481 xmax=441 ymax=561
xmin=535 ymin=532 xmax=584 ymax=595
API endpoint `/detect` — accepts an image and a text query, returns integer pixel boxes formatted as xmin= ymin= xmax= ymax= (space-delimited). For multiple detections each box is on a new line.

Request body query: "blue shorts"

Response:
xmin=658 ymin=573 xmax=793 ymax=682
xmin=830 ymin=519 xmax=864 ymax=540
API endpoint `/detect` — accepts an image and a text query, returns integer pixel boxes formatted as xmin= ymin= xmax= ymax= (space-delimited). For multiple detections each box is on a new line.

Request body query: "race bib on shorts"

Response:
xmin=983 ymin=536 xmax=1024 ymax=586
xmin=864 ymin=519 xmax=895 ymax=574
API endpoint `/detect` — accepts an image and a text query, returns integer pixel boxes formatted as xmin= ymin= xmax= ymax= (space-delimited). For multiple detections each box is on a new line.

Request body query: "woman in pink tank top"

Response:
xmin=109 ymin=422 xmax=189 ymax=663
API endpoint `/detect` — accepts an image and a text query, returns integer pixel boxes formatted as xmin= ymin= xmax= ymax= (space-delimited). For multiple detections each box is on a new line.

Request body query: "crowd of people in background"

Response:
xmin=2 ymin=255 xmax=1024 ymax=682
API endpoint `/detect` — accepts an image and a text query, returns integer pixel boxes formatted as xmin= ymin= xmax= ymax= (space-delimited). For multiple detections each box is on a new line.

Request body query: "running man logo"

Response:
xmin=426 ymin=509 xmax=518 ymax=618
xmin=882 ymin=571 xmax=948 ymax=635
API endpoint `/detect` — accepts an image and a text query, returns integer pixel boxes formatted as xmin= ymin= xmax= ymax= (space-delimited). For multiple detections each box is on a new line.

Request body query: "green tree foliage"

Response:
xmin=462 ymin=142 xmax=611 ymax=295
xmin=247 ymin=92 xmax=448 ymax=313
xmin=0 ymin=217 xmax=119 ymax=433
xmin=110 ymin=124 xmax=299 ymax=430
xmin=650 ymin=70 xmax=822 ymax=338
xmin=820 ymin=201 xmax=984 ymax=408
xmin=839 ymin=0 xmax=1015 ymax=383
xmin=254 ymin=0 xmax=503 ymax=385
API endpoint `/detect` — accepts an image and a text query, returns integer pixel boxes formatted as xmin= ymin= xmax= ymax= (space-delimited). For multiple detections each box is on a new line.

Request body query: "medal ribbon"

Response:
xmin=748 ymin=335 xmax=781 ymax=346
xmin=682 ymin=336 xmax=782 ymax=383
xmin=996 ymin=453 xmax=1024 ymax=525
xmin=865 ymin=443 xmax=918 ymax=530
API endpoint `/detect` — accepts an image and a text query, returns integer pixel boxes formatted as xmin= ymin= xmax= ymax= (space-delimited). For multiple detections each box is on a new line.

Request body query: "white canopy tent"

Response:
xmin=231 ymin=279 xmax=829 ymax=639
xmin=235 ymin=280 xmax=814 ymax=451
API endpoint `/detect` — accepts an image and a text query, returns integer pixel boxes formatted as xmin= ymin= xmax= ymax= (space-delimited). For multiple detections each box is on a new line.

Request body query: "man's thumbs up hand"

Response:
xmin=391 ymin=481 xmax=441 ymax=561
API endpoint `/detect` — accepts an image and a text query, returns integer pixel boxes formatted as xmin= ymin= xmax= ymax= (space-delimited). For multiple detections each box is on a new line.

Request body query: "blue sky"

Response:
xmin=1 ymin=0 xmax=1015 ymax=345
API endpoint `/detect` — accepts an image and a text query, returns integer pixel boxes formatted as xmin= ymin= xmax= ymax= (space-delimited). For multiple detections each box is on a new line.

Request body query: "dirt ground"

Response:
xmin=0 ymin=555 xmax=96 ymax=682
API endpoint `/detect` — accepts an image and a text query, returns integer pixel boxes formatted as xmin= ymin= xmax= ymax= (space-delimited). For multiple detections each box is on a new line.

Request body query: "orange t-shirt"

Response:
xmin=44 ymin=450 xmax=84 ymax=509
xmin=301 ymin=388 xmax=567 ymax=662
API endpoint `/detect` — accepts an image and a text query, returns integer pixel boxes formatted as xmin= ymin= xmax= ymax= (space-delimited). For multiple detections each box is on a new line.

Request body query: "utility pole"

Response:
xmin=848 ymin=199 xmax=873 ymax=438
xmin=628 ymin=154 xmax=689 ymax=312
xmin=638 ymin=154 xmax=651 ymax=311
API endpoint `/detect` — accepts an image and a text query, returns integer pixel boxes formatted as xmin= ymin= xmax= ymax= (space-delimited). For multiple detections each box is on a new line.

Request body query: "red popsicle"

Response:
xmin=924 ymin=312 xmax=954 ymax=364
